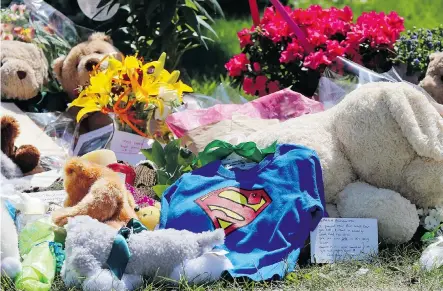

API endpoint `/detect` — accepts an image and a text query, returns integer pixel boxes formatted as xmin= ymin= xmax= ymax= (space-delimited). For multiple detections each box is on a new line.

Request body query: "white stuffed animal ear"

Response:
xmin=385 ymin=83 xmax=443 ymax=161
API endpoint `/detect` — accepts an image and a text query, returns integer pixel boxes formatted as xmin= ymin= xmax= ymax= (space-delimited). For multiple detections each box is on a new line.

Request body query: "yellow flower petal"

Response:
xmin=167 ymin=70 xmax=180 ymax=84
xmin=76 ymin=106 xmax=101 ymax=122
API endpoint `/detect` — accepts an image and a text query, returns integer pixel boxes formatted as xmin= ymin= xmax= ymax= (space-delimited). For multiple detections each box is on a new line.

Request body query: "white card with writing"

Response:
xmin=109 ymin=130 xmax=154 ymax=165
xmin=310 ymin=218 xmax=378 ymax=263
xmin=31 ymin=190 xmax=67 ymax=206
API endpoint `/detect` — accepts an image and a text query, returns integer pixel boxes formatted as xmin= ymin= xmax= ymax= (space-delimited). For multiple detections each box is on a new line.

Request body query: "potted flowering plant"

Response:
xmin=69 ymin=52 xmax=193 ymax=143
xmin=226 ymin=5 xmax=404 ymax=97
xmin=393 ymin=25 xmax=443 ymax=84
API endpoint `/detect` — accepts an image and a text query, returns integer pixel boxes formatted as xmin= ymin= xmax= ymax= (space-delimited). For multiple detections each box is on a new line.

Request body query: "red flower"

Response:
xmin=237 ymin=28 xmax=252 ymax=48
xmin=307 ymin=30 xmax=328 ymax=47
xmin=280 ymin=40 xmax=304 ymax=63
xmin=253 ymin=62 xmax=261 ymax=72
xmin=243 ymin=75 xmax=279 ymax=96
xmin=243 ymin=77 xmax=256 ymax=95
xmin=267 ymin=80 xmax=280 ymax=94
xmin=225 ymin=53 xmax=250 ymax=77
xmin=326 ymin=40 xmax=346 ymax=59
xmin=303 ymin=50 xmax=332 ymax=70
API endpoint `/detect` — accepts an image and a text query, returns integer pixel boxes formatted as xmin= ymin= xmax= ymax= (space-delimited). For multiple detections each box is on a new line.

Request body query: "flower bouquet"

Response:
xmin=1 ymin=3 xmax=33 ymax=42
xmin=226 ymin=4 xmax=404 ymax=97
xmin=69 ymin=53 xmax=193 ymax=143
xmin=1 ymin=2 xmax=76 ymax=93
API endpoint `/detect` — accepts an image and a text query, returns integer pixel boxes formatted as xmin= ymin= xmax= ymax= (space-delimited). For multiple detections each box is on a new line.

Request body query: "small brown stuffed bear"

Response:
xmin=52 ymin=32 xmax=120 ymax=101
xmin=51 ymin=157 xmax=138 ymax=229
xmin=1 ymin=41 xmax=48 ymax=100
xmin=420 ymin=52 xmax=443 ymax=104
xmin=1 ymin=115 xmax=40 ymax=174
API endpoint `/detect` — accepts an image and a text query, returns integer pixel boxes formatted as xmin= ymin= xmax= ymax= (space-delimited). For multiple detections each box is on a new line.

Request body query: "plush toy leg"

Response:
xmin=121 ymin=274 xmax=143 ymax=290
xmin=52 ymin=178 xmax=124 ymax=226
xmin=83 ymin=269 xmax=128 ymax=291
xmin=336 ymin=182 xmax=419 ymax=244
xmin=170 ymin=250 xmax=233 ymax=284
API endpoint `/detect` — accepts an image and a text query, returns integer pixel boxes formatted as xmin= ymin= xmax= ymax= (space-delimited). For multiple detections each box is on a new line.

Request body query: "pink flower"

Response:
xmin=253 ymin=62 xmax=261 ymax=72
xmin=10 ymin=4 xmax=18 ymax=12
xmin=18 ymin=5 xmax=26 ymax=15
xmin=307 ymin=30 xmax=328 ymax=47
xmin=238 ymin=28 xmax=252 ymax=48
xmin=280 ymin=40 xmax=304 ymax=63
xmin=326 ymin=40 xmax=346 ymax=59
xmin=2 ymin=33 xmax=13 ymax=41
xmin=303 ymin=50 xmax=332 ymax=70
xmin=225 ymin=53 xmax=250 ymax=77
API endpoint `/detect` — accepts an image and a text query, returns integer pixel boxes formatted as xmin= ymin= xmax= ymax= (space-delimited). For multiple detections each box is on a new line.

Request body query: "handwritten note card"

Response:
xmin=109 ymin=130 xmax=154 ymax=165
xmin=310 ymin=218 xmax=378 ymax=263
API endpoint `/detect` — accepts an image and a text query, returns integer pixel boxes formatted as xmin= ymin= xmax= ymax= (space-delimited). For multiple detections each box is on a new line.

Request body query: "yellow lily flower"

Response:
xmin=108 ymin=57 xmax=123 ymax=71
xmin=88 ymin=71 xmax=113 ymax=95
xmin=141 ymin=52 xmax=166 ymax=78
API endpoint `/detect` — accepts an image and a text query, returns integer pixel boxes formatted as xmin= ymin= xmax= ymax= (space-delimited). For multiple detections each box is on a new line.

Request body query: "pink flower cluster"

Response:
xmin=225 ymin=5 xmax=404 ymax=97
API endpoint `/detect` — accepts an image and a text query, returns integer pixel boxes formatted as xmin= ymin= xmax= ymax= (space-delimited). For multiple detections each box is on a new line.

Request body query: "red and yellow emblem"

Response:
xmin=195 ymin=186 xmax=271 ymax=235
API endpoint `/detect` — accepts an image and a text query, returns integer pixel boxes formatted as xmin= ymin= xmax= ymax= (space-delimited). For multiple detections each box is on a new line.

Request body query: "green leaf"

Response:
xmin=184 ymin=0 xmax=198 ymax=11
xmin=144 ymin=0 xmax=162 ymax=26
xmin=421 ymin=232 xmax=436 ymax=241
xmin=207 ymin=0 xmax=225 ymax=18
xmin=192 ymin=0 xmax=214 ymax=24
xmin=152 ymin=184 xmax=170 ymax=198
xmin=178 ymin=148 xmax=195 ymax=166
xmin=151 ymin=141 xmax=166 ymax=168
xmin=196 ymin=15 xmax=217 ymax=37
xmin=158 ymin=0 xmax=178 ymax=34
xmin=140 ymin=148 xmax=154 ymax=162
xmin=156 ymin=170 xmax=171 ymax=185
xmin=182 ymin=6 xmax=200 ymax=34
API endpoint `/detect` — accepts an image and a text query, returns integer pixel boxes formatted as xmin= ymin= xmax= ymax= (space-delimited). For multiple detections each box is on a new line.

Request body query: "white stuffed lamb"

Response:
xmin=247 ymin=82 xmax=443 ymax=246
xmin=62 ymin=215 xmax=232 ymax=291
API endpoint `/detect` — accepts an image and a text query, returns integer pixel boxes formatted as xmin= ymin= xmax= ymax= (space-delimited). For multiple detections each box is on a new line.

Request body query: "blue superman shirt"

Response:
xmin=159 ymin=144 xmax=326 ymax=281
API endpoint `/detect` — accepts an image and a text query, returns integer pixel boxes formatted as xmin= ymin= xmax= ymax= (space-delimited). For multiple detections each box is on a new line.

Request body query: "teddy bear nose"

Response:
xmin=85 ymin=60 xmax=99 ymax=72
xmin=17 ymin=70 xmax=27 ymax=80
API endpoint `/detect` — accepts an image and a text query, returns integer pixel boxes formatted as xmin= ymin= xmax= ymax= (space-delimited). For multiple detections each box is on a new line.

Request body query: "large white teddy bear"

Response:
xmin=248 ymin=82 xmax=443 ymax=244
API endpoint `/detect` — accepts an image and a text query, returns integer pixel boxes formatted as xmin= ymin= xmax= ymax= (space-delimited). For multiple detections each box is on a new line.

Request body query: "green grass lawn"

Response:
xmin=184 ymin=0 xmax=443 ymax=95
xmin=2 ymin=241 xmax=442 ymax=290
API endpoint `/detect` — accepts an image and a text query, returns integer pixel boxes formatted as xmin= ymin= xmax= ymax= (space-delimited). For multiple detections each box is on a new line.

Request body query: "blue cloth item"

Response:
xmin=160 ymin=144 xmax=326 ymax=281
xmin=5 ymin=200 xmax=16 ymax=221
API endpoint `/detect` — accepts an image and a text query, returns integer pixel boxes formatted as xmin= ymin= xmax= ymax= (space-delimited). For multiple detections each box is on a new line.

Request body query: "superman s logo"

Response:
xmin=195 ymin=186 xmax=271 ymax=236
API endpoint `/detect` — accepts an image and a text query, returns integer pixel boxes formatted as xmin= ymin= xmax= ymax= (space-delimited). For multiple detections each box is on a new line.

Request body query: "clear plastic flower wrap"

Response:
xmin=318 ymin=56 xmax=443 ymax=116
xmin=2 ymin=0 xmax=94 ymax=91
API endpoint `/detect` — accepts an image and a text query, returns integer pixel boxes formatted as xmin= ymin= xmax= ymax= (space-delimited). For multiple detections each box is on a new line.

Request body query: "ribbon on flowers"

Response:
xmin=198 ymin=140 xmax=277 ymax=166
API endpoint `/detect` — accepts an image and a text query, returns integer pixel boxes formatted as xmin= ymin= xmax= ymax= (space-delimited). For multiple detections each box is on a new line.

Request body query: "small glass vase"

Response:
xmin=109 ymin=111 xmax=174 ymax=144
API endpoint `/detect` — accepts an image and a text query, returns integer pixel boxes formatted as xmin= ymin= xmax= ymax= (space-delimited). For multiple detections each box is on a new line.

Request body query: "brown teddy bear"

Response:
xmin=420 ymin=52 xmax=443 ymax=104
xmin=1 ymin=115 xmax=40 ymax=175
xmin=1 ymin=40 xmax=48 ymax=100
xmin=52 ymin=32 xmax=120 ymax=100
xmin=51 ymin=157 xmax=138 ymax=229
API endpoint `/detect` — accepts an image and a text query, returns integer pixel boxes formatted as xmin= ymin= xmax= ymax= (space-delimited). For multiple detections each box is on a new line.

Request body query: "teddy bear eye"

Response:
xmin=94 ymin=50 xmax=102 ymax=54
xmin=0 ymin=60 xmax=4 ymax=67
xmin=441 ymin=75 xmax=443 ymax=82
